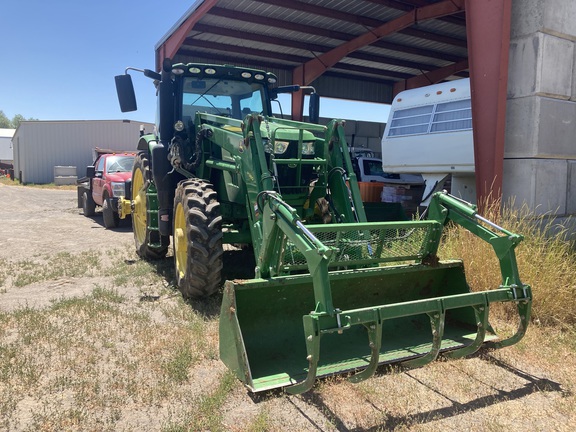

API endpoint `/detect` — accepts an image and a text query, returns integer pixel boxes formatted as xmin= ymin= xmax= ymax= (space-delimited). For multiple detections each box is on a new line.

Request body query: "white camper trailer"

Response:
xmin=381 ymin=78 xmax=474 ymax=205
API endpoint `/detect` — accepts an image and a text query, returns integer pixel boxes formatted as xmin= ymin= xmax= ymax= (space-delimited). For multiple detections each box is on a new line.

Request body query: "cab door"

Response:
xmin=92 ymin=156 xmax=106 ymax=205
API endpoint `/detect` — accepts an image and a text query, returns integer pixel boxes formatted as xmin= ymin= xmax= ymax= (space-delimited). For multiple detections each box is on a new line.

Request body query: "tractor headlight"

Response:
xmin=174 ymin=120 xmax=185 ymax=132
xmin=301 ymin=141 xmax=315 ymax=155
xmin=273 ymin=141 xmax=290 ymax=154
xmin=111 ymin=182 xmax=126 ymax=198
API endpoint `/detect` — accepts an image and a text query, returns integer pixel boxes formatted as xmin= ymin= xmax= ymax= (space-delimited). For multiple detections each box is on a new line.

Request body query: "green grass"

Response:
xmin=0 ymin=283 xmax=225 ymax=431
xmin=162 ymin=371 xmax=237 ymax=432
xmin=1 ymin=246 xmax=174 ymax=297
xmin=1 ymin=251 xmax=102 ymax=288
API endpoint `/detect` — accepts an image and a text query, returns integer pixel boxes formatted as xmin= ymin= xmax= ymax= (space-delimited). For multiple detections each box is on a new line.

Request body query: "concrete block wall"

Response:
xmin=319 ymin=117 xmax=386 ymax=157
xmin=504 ymin=0 xmax=576 ymax=217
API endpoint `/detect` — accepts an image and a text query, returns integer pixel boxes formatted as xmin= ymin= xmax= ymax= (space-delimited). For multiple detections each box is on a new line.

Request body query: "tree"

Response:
xmin=0 ymin=110 xmax=38 ymax=128
xmin=11 ymin=114 xmax=26 ymax=129
xmin=0 ymin=111 xmax=11 ymax=128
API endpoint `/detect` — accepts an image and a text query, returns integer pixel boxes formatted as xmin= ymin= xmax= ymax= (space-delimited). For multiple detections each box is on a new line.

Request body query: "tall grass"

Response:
xmin=439 ymin=198 xmax=576 ymax=329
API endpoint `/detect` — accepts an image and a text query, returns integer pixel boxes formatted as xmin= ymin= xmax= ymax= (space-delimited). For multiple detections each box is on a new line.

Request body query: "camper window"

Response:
xmin=431 ymin=100 xmax=472 ymax=132
xmin=388 ymin=105 xmax=433 ymax=137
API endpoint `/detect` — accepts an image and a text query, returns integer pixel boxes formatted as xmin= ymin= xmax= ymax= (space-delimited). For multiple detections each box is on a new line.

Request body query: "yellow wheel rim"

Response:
xmin=174 ymin=201 xmax=187 ymax=280
xmin=132 ymin=167 xmax=147 ymax=247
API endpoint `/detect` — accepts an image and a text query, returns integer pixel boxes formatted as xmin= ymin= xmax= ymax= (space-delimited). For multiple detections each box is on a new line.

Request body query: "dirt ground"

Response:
xmin=0 ymin=182 xmax=574 ymax=431
xmin=0 ymin=184 xmax=137 ymax=311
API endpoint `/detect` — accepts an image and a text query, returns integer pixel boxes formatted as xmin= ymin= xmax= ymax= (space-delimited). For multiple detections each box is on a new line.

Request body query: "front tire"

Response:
xmin=173 ymin=179 xmax=223 ymax=299
xmin=131 ymin=152 xmax=169 ymax=259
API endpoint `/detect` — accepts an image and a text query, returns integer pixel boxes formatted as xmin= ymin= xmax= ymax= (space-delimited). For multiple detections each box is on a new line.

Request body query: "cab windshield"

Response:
xmin=106 ymin=155 xmax=135 ymax=173
xmin=182 ymin=77 xmax=266 ymax=121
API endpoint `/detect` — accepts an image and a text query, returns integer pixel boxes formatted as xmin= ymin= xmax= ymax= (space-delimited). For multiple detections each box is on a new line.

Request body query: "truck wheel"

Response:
xmin=173 ymin=179 xmax=223 ymax=299
xmin=131 ymin=152 xmax=169 ymax=259
xmin=82 ymin=191 xmax=96 ymax=217
xmin=102 ymin=193 xmax=120 ymax=229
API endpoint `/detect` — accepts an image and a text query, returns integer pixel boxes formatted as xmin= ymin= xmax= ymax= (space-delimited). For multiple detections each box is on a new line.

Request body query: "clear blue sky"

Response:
xmin=1 ymin=1 xmax=389 ymax=124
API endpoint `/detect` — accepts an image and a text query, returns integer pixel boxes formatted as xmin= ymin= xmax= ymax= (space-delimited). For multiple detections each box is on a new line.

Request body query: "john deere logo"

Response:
xmin=238 ymin=140 xmax=245 ymax=153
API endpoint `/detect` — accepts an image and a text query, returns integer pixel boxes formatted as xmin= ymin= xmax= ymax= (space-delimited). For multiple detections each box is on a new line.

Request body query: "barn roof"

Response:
xmin=155 ymin=0 xmax=469 ymax=105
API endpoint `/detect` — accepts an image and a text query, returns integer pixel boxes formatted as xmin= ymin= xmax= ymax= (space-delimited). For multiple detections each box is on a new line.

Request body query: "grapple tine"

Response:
xmin=402 ymin=308 xmax=445 ymax=369
xmin=484 ymin=300 xmax=531 ymax=349
xmin=286 ymin=315 xmax=320 ymax=395
xmin=348 ymin=320 xmax=383 ymax=383
xmin=444 ymin=303 xmax=489 ymax=359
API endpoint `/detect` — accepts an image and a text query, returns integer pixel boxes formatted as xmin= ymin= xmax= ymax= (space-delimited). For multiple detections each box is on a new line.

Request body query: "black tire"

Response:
xmin=131 ymin=152 xmax=169 ymax=259
xmin=82 ymin=191 xmax=96 ymax=217
xmin=102 ymin=193 xmax=120 ymax=229
xmin=173 ymin=179 xmax=223 ymax=299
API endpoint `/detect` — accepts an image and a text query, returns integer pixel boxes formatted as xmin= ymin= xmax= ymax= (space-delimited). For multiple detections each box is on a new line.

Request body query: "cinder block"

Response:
xmin=367 ymin=137 xmax=382 ymax=153
xmin=505 ymin=96 xmax=576 ymax=159
xmin=572 ymin=49 xmax=576 ymax=102
xmin=568 ymin=160 xmax=576 ymax=214
xmin=508 ymin=35 xmax=539 ymax=99
xmin=353 ymin=136 xmax=368 ymax=148
xmin=343 ymin=119 xmax=356 ymax=136
xmin=539 ymin=34 xmax=574 ymax=98
xmin=511 ymin=0 xmax=576 ymax=40
xmin=505 ymin=96 xmax=539 ymax=157
xmin=537 ymin=97 xmax=576 ymax=157
xmin=543 ymin=0 xmax=576 ymax=40
xmin=380 ymin=122 xmax=387 ymax=138
xmin=503 ymin=158 xmax=568 ymax=215
xmin=508 ymin=33 xmax=573 ymax=99
xmin=511 ymin=0 xmax=544 ymax=39
xmin=356 ymin=121 xmax=381 ymax=138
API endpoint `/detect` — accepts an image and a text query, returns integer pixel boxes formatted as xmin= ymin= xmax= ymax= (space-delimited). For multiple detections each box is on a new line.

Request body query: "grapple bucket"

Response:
xmin=219 ymin=193 xmax=531 ymax=393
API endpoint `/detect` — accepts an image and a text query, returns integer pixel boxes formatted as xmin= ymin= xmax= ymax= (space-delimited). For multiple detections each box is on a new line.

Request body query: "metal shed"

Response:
xmin=0 ymin=128 xmax=15 ymax=164
xmin=12 ymin=120 xmax=154 ymax=184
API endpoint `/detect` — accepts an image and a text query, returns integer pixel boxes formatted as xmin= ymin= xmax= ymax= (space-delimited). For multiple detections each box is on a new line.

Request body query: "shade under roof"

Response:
xmin=156 ymin=0 xmax=469 ymax=105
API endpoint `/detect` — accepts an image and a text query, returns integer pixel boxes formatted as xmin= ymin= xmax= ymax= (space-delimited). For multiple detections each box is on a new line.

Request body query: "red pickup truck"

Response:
xmin=77 ymin=150 xmax=135 ymax=228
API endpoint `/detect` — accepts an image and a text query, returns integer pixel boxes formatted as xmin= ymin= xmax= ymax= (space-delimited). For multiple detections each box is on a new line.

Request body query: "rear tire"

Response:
xmin=102 ymin=193 xmax=120 ymax=229
xmin=173 ymin=179 xmax=223 ymax=299
xmin=131 ymin=152 xmax=169 ymax=259
xmin=82 ymin=191 xmax=96 ymax=217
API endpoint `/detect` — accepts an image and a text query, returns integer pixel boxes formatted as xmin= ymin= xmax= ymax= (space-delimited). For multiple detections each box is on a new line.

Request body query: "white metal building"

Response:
xmin=12 ymin=120 xmax=154 ymax=184
xmin=0 ymin=128 xmax=15 ymax=164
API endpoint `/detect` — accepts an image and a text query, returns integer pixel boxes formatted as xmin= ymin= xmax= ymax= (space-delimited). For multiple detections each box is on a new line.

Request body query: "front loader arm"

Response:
xmin=325 ymin=120 xmax=367 ymax=223
xmin=256 ymin=191 xmax=336 ymax=315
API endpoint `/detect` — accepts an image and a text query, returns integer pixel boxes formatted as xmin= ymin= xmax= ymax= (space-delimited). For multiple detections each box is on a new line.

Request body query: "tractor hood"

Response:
xmin=261 ymin=121 xmax=316 ymax=142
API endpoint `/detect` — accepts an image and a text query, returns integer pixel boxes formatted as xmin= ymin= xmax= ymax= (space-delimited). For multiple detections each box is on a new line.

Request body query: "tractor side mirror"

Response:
xmin=86 ymin=166 xmax=95 ymax=178
xmin=309 ymin=92 xmax=320 ymax=124
xmin=114 ymin=74 xmax=137 ymax=112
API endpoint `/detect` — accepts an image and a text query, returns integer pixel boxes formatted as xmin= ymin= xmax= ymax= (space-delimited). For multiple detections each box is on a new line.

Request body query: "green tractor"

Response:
xmin=115 ymin=59 xmax=531 ymax=393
